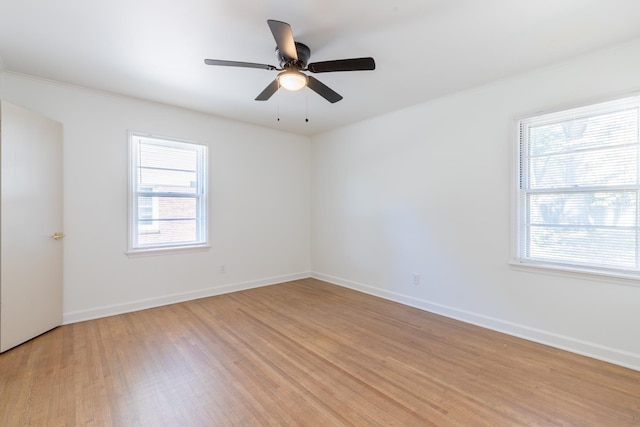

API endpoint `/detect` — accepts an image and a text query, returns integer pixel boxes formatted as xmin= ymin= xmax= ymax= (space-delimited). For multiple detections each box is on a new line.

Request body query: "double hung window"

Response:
xmin=515 ymin=96 xmax=640 ymax=277
xmin=129 ymin=133 xmax=208 ymax=253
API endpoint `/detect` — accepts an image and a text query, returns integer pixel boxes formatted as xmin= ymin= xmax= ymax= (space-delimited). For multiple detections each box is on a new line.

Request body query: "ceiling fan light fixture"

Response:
xmin=278 ymin=70 xmax=307 ymax=91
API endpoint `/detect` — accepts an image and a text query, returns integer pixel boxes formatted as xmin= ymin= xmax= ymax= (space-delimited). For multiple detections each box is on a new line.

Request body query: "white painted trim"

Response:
xmin=509 ymin=260 xmax=640 ymax=288
xmin=63 ymin=272 xmax=311 ymax=324
xmin=311 ymin=272 xmax=640 ymax=372
xmin=125 ymin=245 xmax=211 ymax=258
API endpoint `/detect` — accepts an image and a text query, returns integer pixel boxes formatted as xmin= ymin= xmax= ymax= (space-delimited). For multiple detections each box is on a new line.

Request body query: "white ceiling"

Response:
xmin=1 ymin=0 xmax=640 ymax=136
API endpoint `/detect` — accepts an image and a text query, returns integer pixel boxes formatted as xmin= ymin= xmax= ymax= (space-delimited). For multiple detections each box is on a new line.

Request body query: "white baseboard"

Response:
xmin=311 ymin=272 xmax=640 ymax=372
xmin=63 ymin=272 xmax=311 ymax=324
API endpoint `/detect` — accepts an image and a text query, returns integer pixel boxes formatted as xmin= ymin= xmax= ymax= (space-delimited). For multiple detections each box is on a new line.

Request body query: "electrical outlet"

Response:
xmin=220 ymin=264 xmax=226 ymax=274
xmin=412 ymin=273 xmax=420 ymax=285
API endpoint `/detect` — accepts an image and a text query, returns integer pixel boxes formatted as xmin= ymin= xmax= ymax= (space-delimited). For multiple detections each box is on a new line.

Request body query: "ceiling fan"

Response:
xmin=204 ymin=19 xmax=375 ymax=103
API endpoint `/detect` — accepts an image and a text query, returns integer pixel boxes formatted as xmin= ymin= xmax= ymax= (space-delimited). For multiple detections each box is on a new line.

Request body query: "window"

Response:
xmin=515 ymin=95 xmax=640 ymax=277
xmin=129 ymin=133 xmax=208 ymax=253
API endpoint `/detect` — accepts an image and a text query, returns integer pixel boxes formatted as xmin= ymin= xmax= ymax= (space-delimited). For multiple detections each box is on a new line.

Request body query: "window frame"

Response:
xmin=512 ymin=95 xmax=640 ymax=282
xmin=127 ymin=131 xmax=209 ymax=256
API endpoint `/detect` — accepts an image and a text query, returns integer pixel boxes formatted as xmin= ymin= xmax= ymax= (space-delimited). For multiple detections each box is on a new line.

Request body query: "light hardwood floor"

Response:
xmin=1 ymin=278 xmax=639 ymax=426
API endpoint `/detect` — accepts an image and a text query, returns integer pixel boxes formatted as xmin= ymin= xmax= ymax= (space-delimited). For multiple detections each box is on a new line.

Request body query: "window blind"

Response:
xmin=129 ymin=134 xmax=207 ymax=251
xmin=517 ymin=96 xmax=640 ymax=274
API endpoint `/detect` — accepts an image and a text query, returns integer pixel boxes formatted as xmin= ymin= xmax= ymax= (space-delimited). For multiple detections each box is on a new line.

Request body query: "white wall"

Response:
xmin=0 ymin=73 xmax=311 ymax=323
xmin=311 ymin=38 xmax=640 ymax=370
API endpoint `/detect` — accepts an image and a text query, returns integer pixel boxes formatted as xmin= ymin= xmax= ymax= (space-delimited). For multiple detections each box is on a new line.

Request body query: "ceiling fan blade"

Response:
xmin=255 ymin=79 xmax=280 ymax=101
xmin=267 ymin=19 xmax=298 ymax=61
xmin=204 ymin=59 xmax=277 ymax=70
xmin=307 ymin=76 xmax=343 ymax=103
xmin=307 ymin=57 xmax=376 ymax=73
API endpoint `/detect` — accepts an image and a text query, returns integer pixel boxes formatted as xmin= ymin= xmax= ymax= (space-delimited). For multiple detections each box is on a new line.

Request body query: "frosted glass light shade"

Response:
xmin=278 ymin=71 xmax=307 ymax=91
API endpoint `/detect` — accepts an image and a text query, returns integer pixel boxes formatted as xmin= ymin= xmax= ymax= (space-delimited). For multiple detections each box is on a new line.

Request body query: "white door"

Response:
xmin=0 ymin=101 xmax=63 ymax=353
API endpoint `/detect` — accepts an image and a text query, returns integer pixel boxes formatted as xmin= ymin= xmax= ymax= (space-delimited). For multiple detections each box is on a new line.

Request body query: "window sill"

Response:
xmin=126 ymin=244 xmax=210 ymax=258
xmin=510 ymin=259 xmax=640 ymax=288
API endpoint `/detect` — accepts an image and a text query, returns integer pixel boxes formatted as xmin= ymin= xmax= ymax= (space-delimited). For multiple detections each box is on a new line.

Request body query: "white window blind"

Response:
xmin=129 ymin=133 xmax=208 ymax=252
xmin=516 ymin=96 xmax=640 ymax=276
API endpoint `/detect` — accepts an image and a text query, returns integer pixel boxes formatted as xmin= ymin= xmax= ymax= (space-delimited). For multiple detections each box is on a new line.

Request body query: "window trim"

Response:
xmin=127 ymin=131 xmax=209 ymax=256
xmin=511 ymin=94 xmax=640 ymax=284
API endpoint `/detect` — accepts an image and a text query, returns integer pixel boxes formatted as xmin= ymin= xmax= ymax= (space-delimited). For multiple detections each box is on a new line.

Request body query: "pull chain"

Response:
xmin=277 ymin=82 xmax=281 ymax=122
xmin=305 ymin=89 xmax=309 ymax=123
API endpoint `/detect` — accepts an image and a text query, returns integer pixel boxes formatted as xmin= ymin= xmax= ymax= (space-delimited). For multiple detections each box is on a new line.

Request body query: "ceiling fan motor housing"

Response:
xmin=276 ymin=42 xmax=310 ymax=69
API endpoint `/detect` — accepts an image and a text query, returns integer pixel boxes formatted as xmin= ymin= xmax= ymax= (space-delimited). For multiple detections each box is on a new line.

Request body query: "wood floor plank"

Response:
xmin=2 ymin=278 xmax=640 ymax=426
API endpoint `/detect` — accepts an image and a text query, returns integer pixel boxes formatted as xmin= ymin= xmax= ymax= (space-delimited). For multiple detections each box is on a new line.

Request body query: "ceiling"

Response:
xmin=1 ymin=0 xmax=640 ymax=136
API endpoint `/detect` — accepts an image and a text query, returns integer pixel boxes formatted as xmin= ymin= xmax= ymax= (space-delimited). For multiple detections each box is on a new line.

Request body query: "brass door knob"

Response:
xmin=51 ymin=232 xmax=65 ymax=240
